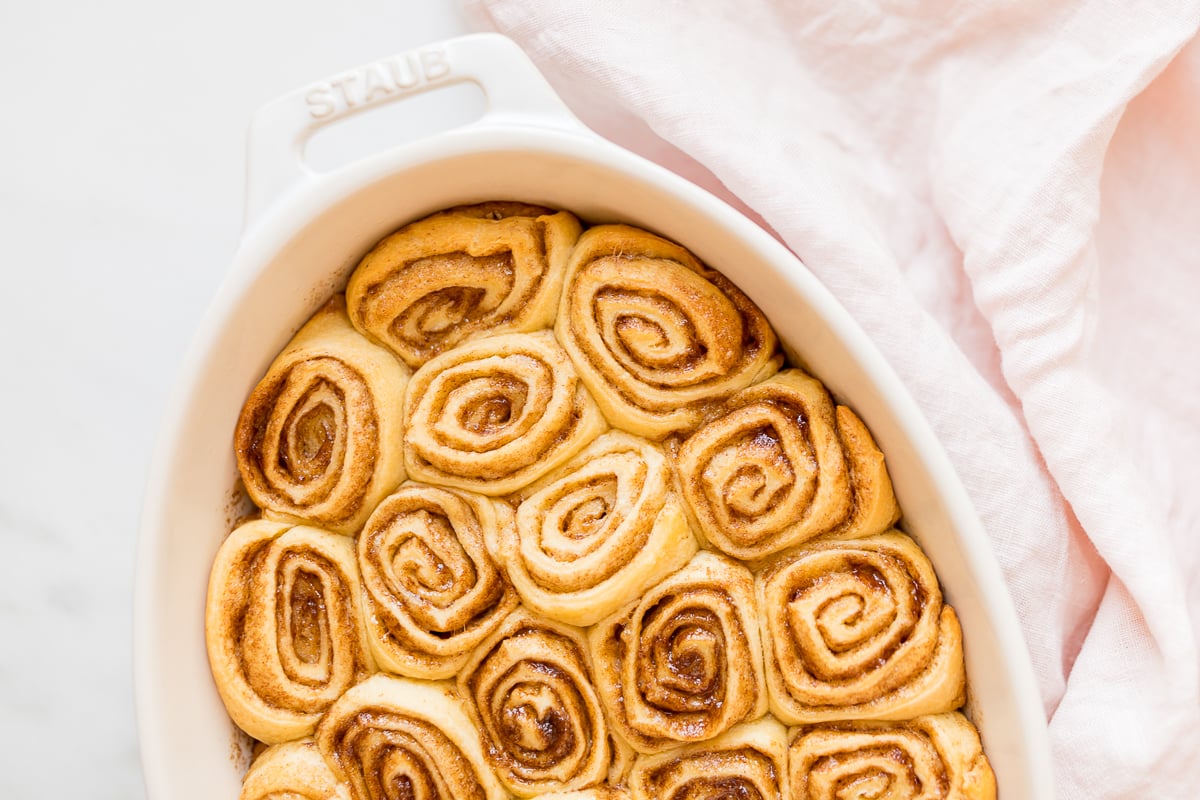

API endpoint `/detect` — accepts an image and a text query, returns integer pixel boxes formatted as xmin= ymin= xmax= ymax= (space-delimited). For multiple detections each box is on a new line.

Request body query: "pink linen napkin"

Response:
xmin=466 ymin=1 xmax=1200 ymax=796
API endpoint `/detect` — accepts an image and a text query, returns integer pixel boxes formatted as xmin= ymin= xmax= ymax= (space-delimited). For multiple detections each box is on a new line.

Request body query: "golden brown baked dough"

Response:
xmin=537 ymin=790 xmax=632 ymax=800
xmin=213 ymin=204 xmax=996 ymax=800
xmin=589 ymin=551 xmax=768 ymax=753
xmin=347 ymin=202 xmax=582 ymax=368
xmin=240 ymin=740 xmax=349 ymax=800
xmin=235 ymin=296 xmax=408 ymax=535
xmin=206 ymin=520 xmax=375 ymax=744
xmin=356 ymin=482 xmax=519 ymax=679
xmin=628 ymin=716 xmax=789 ymax=800
xmin=757 ymin=532 xmax=965 ymax=725
xmin=677 ymin=369 xmax=899 ymax=561
xmin=456 ymin=609 xmax=619 ymax=797
xmin=503 ymin=431 xmax=699 ymax=626
xmin=315 ymin=674 xmax=507 ymax=800
xmin=789 ymin=713 xmax=996 ymax=800
xmin=556 ymin=225 xmax=781 ymax=439
xmin=404 ymin=331 xmax=607 ymax=495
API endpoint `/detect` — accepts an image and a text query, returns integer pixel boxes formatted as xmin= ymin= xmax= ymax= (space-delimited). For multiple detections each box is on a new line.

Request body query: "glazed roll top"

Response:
xmin=556 ymin=225 xmax=781 ymax=439
xmin=235 ymin=296 xmax=409 ymax=535
xmin=206 ymin=521 xmax=375 ymax=744
xmin=757 ymin=532 xmax=965 ymax=724
xmin=356 ymin=482 xmax=519 ymax=679
xmin=505 ymin=431 xmax=699 ymax=626
xmin=628 ymin=717 xmax=789 ymax=800
xmin=347 ymin=202 xmax=583 ymax=368
xmin=789 ymin=713 xmax=996 ymax=800
xmin=456 ymin=609 xmax=616 ymax=797
xmin=404 ymin=331 xmax=607 ymax=495
xmin=315 ymin=674 xmax=507 ymax=800
xmin=240 ymin=740 xmax=349 ymax=800
xmin=677 ymin=369 xmax=899 ymax=561
xmin=590 ymin=551 xmax=768 ymax=753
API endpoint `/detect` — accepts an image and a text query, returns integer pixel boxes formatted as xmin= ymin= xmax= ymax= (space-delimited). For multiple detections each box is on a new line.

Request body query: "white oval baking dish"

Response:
xmin=134 ymin=33 xmax=1053 ymax=799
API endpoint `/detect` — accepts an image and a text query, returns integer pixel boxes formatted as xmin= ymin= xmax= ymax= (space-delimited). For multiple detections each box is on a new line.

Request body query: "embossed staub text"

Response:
xmin=305 ymin=48 xmax=452 ymax=120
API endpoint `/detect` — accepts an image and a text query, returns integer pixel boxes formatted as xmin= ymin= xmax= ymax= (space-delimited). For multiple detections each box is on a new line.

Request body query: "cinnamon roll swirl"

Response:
xmin=589 ymin=552 xmax=768 ymax=753
xmin=356 ymin=482 xmax=519 ymax=678
xmin=789 ymin=713 xmax=996 ymax=800
xmin=677 ymin=369 xmax=899 ymax=561
xmin=240 ymin=740 xmax=349 ymax=800
xmin=457 ymin=609 xmax=617 ymax=797
xmin=347 ymin=203 xmax=582 ymax=368
xmin=316 ymin=674 xmax=507 ymax=800
xmin=757 ymin=532 xmax=965 ymax=725
xmin=235 ymin=296 xmax=409 ymax=535
xmin=628 ymin=717 xmax=788 ymax=800
xmin=404 ymin=331 xmax=607 ymax=495
xmin=505 ymin=431 xmax=699 ymax=626
xmin=205 ymin=520 xmax=375 ymax=744
xmin=556 ymin=225 xmax=781 ymax=439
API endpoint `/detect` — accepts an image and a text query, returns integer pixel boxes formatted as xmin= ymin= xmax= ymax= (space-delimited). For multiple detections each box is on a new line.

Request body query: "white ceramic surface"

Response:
xmin=134 ymin=33 xmax=1053 ymax=799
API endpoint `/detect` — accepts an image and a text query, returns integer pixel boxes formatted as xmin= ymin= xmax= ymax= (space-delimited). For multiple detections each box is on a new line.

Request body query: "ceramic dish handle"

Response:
xmin=244 ymin=33 xmax=584 ymax=225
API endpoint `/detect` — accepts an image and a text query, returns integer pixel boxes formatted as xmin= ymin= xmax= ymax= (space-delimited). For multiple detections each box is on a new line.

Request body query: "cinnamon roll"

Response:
xmin=539 ymin=790 xmax=631 ymax=800
xmin=208 ymin=202 xmax=1000 ymax=800
xmin=789 ymin=713 xmax=996 ymax=800
xmin=556 ymin=225 xmax=781 ymax=439
xmin=757 ymin=532 xmax=965 ymax=724
xmin=240 ymin=740 xmax=349 ymax=800
xmin=205 ymin=520 xmax=375 ymax=744
xmin=589 ymin=552 xmax=768 ymax=753
xmin=404 ymin=331 xmax=607 ymax=495
xmin=628 ymin=717 xmax=788 ymax=800
xmin=235 ymin=296 xmax=409 ymax=535
xmin=347 ymin=203 xmax=582 ymax=368
xmin=457 ymin=609 xmax=616 ymax=797
xmin=356 ymin=482 xmax=519 ymax=678
xmin=504 ymin=431 xmax=699 ymax=626
xmin=677 ymin=369 xmax=899 ymax=561
xmin=315 ymin=673 xmax=507 ymax=800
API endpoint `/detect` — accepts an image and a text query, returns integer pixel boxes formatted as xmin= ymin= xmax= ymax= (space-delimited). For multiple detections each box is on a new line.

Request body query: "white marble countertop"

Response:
xmin=0 ymin=3 xmax=475 ymax=796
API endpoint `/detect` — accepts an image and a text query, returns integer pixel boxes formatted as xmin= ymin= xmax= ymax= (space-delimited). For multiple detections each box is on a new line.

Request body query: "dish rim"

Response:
xmin=133 ymin=32 xmax=1053 ymax=800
